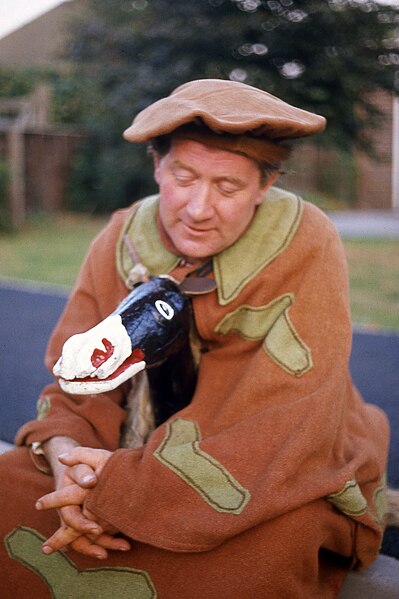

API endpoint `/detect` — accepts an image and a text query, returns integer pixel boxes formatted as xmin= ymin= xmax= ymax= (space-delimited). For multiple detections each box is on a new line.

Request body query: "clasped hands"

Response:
xmin=35 ymin=447 xmax=131 ymax=559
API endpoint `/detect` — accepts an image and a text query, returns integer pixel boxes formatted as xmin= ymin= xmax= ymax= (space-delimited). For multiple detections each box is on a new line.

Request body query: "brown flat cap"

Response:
xmin=123 ymin=79 xmax=326 ymax=144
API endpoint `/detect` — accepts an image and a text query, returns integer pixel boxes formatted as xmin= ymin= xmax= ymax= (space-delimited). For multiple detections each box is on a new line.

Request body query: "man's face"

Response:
xmin=154 ymin=139 xmax=276 ymax=260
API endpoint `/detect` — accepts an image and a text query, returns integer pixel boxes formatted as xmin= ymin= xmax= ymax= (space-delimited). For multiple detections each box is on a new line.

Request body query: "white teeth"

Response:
xmin=53 ymin=358 xmax=62 ymax=376
xmin=58 ymin=361 xmax=146 ymax=395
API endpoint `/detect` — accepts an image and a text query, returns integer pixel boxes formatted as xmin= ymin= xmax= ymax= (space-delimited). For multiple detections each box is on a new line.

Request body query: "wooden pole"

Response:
xmin=7 ymin=127 xmax=26 ymax=230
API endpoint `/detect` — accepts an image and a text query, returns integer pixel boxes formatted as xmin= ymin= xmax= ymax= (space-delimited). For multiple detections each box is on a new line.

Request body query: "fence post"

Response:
xmin=7 ymin=127 xmax=26 ymax=230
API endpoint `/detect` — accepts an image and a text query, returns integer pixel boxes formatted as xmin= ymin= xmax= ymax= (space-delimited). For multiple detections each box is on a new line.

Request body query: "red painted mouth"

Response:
xmin=60 ymin=348 xmax=145 ymax=384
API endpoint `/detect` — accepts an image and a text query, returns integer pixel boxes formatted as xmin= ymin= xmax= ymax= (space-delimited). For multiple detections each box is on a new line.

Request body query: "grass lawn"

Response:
xmin=344 ymin=238 xmax=399 ymax=331
xmin=0 ymin=212 xmax=108 ymax=289
xmin=0 ymin=211 xmax=398 ymax=331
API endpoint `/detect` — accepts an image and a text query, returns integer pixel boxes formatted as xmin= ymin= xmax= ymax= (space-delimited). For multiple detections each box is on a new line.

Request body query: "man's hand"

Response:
xmin=37 ymin=446 xmax=131 ymax=558
xmin=42 ymin=437 xmax=101 ymax=538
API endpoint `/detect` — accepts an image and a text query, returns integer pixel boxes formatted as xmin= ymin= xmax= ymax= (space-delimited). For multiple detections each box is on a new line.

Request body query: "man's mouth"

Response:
xmin=182 ymin=222 xmax=214 ymax=235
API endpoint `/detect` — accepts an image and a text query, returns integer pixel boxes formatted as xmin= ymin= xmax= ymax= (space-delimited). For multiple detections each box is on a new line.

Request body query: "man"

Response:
xmin=0 ymin=79 xmax=390 ymax=598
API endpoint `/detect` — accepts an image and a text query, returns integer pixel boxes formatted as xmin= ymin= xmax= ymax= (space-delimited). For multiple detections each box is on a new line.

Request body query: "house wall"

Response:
xmin=282 ymin=143 xmax=356 ymax=208
xmin=355 ymin=91 xmax=394 ymax=210
xmin=0 ymin=1 xmax=81 ymax=67
xmin=392 ymin=96 xmax=399 ymax=211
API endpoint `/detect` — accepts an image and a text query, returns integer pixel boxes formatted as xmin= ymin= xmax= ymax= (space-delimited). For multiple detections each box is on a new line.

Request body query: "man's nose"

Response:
xmin=185 ymin=183 xmax=214 ymax=221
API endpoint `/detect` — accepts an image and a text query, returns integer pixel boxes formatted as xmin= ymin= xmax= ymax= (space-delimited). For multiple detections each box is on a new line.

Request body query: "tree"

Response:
xmin=64 ymin=0 xmax=399 ymax=211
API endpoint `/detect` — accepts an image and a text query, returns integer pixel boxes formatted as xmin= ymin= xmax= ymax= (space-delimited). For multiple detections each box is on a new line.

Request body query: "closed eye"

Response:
xmin=171 ymin=165 xmax=197 ymax=186
xmin=218 ymin=185 xmax=239 ymax=196
xmin=216 ymin=179 xmax=244 ymax=196
xmin=175 ymin=174 xmax=196 ymax=186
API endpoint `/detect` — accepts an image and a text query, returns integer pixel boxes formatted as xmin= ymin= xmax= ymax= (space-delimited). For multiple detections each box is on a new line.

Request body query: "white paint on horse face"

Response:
xmin=53 ymin=314 xmax=132 ymax=381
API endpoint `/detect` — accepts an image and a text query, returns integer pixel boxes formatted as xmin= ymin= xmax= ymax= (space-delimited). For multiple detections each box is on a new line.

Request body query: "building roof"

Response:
xmin=0 ymin=0 xmax=81 ymax=67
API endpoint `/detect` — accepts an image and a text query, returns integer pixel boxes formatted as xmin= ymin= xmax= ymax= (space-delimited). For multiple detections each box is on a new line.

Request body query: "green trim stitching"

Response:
xmin=154 ymin=418 xmax=251 ymax=515
xmin=5 ymin=526 xmax=157 ymax=599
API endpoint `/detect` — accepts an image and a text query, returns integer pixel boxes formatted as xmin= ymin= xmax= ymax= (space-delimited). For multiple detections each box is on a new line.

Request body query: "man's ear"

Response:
xmin=153 ymin=152 xmax=161 ymax=185
xmin=255 ymin=171 xmax=279 ymax=205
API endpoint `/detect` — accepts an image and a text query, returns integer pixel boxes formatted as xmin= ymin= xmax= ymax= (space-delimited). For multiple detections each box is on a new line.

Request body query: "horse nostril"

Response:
xmin=91 ymin=338 xmax=115 ymax=368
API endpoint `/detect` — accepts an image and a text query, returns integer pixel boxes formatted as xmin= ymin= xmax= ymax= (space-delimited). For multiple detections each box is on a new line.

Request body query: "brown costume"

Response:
xmin=0 ymin=80 xmax=390 ymax=597
xmin=0 ymin=188 xmax=389 ymax=598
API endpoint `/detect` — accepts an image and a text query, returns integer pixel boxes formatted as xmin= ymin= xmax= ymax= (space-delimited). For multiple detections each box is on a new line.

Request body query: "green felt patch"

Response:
xmin=154 ymin=418 xmax=250 ymax=514
xmin=327 ymin=480 xmax=368 ymax=518
xmin=215 ymin=294 xmax=313 ymax=377
xmin=5 ymin=526 xmax=156 ymax=598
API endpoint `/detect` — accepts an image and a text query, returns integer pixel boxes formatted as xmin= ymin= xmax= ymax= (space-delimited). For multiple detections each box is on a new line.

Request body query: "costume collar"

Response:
xmin=117 ymin=195 xmax=180 ymax=283
xmin=117 ymin=188 xmax=302 ymax=305
xmin=214 ymin=187 xmax=302 ymax=304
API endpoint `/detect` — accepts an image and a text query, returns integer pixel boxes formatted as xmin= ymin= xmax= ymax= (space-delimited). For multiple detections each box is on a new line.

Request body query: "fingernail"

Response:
xmin=35 ymin=501 xmax=42 ymax=510
xmin=42 ymin=545 xmax=53 ymax=555
xmin=82 ymin=474 xmax=96 ymax=484
xmin=57 ymin=453 xmax=68 ymax=460
xmin=89 ymin=526 xmax=102 ymax=534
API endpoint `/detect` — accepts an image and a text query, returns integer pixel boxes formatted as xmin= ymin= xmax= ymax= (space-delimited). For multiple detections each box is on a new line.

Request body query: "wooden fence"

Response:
xmin=0 ymin=85 xmax=84 ymax=229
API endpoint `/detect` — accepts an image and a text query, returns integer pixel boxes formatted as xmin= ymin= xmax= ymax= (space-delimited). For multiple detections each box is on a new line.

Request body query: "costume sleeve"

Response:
xmin=85 ymin=208 xmax=389 ymax=554
xmin=15 ymin=210 xmax=131 ymax=451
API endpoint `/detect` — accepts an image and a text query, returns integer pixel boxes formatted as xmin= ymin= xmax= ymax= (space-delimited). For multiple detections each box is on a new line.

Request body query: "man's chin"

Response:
xmin=172 ymin=233 xmax=223 ymax=261
xmin=175 ymin=243 xmax=216 ymax=262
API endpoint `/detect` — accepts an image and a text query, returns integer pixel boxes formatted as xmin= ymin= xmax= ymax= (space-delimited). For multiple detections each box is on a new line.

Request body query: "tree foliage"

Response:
xmin=63 ymin=0 xmax=399 ymax=211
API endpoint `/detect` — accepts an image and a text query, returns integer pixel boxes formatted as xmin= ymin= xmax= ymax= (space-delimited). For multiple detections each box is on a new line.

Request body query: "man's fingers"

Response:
xmin=43 ymin=530 xmax=130 ymax=559
xmin=60 ymin=504 xmax=102 ymax=535
xmin=42 ymin=525 xmax=81 ymax=555
xmin=67 ymin=463 xmax=97 ymax=488
xmin=36 ymin=484 xmax=88 ymax=510
xmin=70 ymin=535 xmax=108 ymax=560
xmin=86 ymin=532 xmax=131 ymax=552
xmin=58 ymin=447 xmax=112 ymax=474
xmin=41 ymin=527 xmax=130 ymax=558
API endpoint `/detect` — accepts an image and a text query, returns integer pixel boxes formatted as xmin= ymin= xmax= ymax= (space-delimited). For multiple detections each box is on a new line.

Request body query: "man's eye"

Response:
xmin=175 ymin=175 xmax=194 ymax=185
xmin=173 ymin=170 xmax=196 ymax=185
xmin=218 ymin=184 xmax=239 ymax=196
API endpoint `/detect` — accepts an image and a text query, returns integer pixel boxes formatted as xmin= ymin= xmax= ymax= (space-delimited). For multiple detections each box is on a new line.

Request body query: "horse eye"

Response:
xmin=155 ymin=300 xmax=175 ymax=321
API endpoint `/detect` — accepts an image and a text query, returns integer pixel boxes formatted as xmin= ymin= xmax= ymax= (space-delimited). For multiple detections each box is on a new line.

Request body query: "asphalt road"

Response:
xmin=328 ymin=210 xmax=399 ymax=238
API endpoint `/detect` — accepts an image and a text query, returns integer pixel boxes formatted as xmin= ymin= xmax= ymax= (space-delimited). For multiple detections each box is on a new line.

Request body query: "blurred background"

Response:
xmin=0 ymin=0 xmax=398 ymax=331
